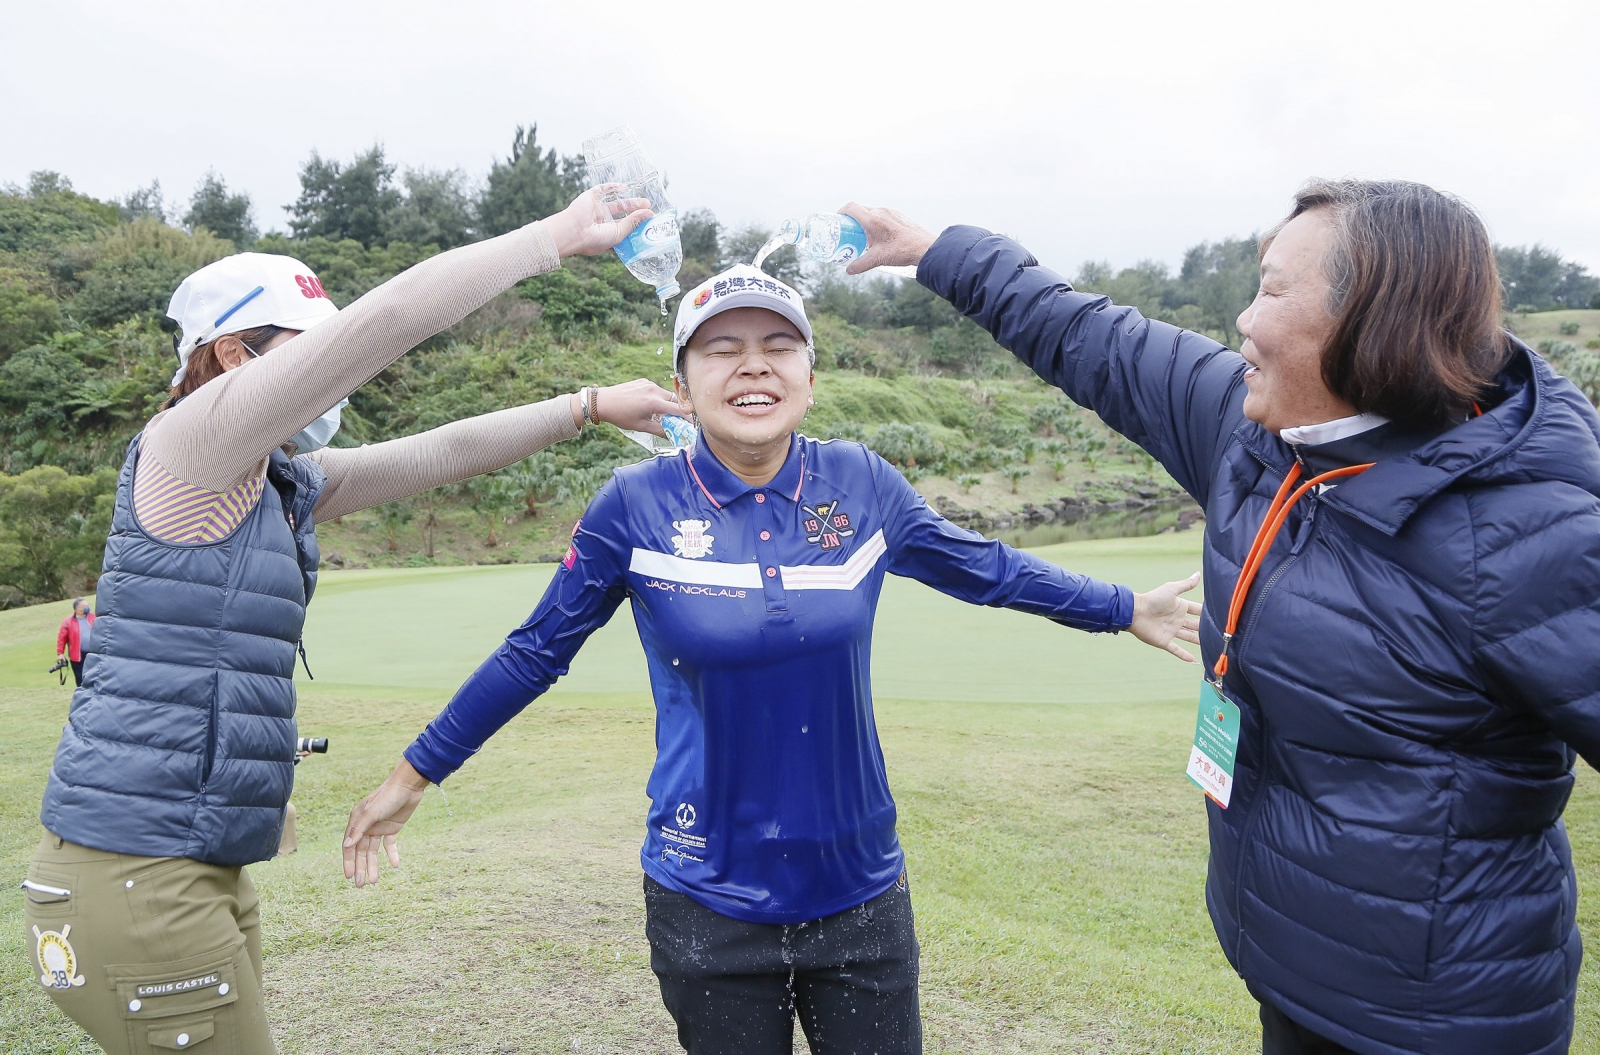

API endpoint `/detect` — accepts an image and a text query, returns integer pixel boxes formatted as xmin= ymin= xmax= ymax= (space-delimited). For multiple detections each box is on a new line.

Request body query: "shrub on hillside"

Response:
xmin=0 ymin=269 xmax=60 ymax=358
xmin=519 ymin=267 xmax=626 ymax=327
xmin=0 ymin=464 xmax=115 ymax=606
xmin=72 ymin=218 xmax=234 ymax=327
xmin=1559 ymin=349 xmax=1600 ymax=406
xmin=0 ymin=172 xmax=119 ymax=254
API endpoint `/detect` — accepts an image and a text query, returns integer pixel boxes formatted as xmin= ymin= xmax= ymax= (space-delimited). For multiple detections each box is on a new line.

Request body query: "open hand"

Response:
xmin=546 ymin=184 xmax=654 ymax=258
xmin=838 ymin=202 xmax=938 ymax=275
xmin=1130 ymin=571 xmax=1204 ymax=663
xmin=342 ymin=758 xmax=430 ymax=887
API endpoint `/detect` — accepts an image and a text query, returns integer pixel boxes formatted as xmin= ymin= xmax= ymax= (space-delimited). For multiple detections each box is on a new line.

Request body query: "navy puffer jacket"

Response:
xmin=922 ymin=227 xmax=1600 ymax=1055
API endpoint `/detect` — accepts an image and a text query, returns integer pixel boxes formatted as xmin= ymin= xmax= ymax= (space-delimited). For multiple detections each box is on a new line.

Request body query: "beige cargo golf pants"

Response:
xmin=21 ymin=830 xmax=275 ymax=1054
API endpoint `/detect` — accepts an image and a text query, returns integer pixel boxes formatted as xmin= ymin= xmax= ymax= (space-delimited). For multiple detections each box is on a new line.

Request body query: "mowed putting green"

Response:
xmin=3 ymin=532 xmax=1599 ymax=1053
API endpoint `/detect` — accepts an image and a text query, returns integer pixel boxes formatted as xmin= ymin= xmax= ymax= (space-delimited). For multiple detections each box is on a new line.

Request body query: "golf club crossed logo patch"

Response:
xmin=802 ymin=501 xmax=856 ymax=550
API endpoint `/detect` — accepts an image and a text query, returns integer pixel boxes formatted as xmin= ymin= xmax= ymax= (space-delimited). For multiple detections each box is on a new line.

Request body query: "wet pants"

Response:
xmin=22 ymin=831 xmax=275 ymax=1054
xmin=645 ymin=873 xmax=921 ymax=1055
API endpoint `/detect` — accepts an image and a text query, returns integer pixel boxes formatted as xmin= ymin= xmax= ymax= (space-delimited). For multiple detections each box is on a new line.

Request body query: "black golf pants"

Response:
xmin=1260 ymin=999 xmax=1358 ymax=1055
xmin=644 ymin=872 xmax=921 ymax=1055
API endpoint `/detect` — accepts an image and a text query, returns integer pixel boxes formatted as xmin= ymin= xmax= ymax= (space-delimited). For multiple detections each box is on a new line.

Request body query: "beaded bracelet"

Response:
xmin=588 ymin=385 xmax=599 ymax=428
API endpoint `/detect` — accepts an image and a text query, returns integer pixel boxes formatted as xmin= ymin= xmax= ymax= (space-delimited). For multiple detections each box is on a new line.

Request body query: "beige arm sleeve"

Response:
xmin=142 ymin=221 xmax=562 ymax=493
xmin=307 ymin=395 xmax=581 ymax=523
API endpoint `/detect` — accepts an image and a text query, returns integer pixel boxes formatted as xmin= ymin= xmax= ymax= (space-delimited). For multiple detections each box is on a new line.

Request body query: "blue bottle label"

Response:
xmin=614 ymin=210 xmax=679 ymax=264
xmin=660 ymin=415 xmax=696 ymax=448
xmin=832 ymin=215 xmax=870 ymax=264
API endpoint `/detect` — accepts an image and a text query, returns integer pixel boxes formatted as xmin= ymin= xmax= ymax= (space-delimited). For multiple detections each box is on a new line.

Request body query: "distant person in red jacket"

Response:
xmin=55 ymin=598 xmax=94 ymax=687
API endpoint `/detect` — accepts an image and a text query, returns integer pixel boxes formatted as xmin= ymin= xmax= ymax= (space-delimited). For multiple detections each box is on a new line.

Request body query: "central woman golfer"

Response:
xmin=343 ymin=264 xmax=1202 ymax=1054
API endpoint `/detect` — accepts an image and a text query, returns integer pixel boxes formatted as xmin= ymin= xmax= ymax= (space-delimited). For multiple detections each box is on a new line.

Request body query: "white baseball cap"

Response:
xmin=672 ymin=264 xmax=812 ymax=374
xmin=166 ymin=252 xmax=341 ymax=385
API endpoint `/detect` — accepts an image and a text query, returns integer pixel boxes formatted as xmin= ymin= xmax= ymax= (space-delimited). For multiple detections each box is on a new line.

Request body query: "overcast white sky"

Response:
xmin=4 ymin=0 xmax=1597 ymax=274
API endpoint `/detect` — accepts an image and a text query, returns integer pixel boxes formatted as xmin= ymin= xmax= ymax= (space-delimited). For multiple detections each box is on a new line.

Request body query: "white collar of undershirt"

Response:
xmin=1279 ymin=412 xmax=1390 ymax=447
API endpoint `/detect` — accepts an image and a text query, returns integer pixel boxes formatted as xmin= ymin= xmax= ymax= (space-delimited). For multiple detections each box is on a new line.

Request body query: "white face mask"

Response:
xmin=287 ymin=398 xmax=348 ymax=455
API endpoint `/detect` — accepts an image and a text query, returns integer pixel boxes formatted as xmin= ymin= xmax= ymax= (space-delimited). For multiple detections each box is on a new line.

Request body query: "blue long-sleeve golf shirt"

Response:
xmin=406 ymin=433 xmax=1133 ymax=923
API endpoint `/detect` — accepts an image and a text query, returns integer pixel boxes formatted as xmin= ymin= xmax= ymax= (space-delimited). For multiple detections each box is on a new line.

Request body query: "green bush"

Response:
xmin=0 ymin=269 xmax=60 ymax=358
xmin=0 ymin=464 xmax=115 ymax=606
xmin=519 ymin=267 xmax=626 ymax=327
xmin=71 ymin=219 xmax=234 ymax=327
xmin=1560 ymin=349 xmax=1600 ymax=406
xmin=1560 ymin=321 xmax=1581 ymax=336
xmin=0 ymin=173 xmax=119 ymax=254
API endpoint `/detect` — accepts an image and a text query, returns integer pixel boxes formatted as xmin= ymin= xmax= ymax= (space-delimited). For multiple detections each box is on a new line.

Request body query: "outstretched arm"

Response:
xmin=309 ymin=379 xmax=680 ymax=522
xmin=342 ymin=478 xmax=633 ymax=886
xmin=148 ymin=186 xmax=653 ymax=494
xmin=873 ymin=453 xmax=1200 ymax=657
xmin=843 ymin=204 xmax=1249 ymax=509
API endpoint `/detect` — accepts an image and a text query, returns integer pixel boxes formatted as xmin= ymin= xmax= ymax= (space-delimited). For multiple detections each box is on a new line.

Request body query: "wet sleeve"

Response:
xmin=918 ymin=225 xmax=1250 ymax=509
xmin=404 ymin=476 xmax=631 ymax=783
xmin=874 ymin=452 xmax=1132 ymax=632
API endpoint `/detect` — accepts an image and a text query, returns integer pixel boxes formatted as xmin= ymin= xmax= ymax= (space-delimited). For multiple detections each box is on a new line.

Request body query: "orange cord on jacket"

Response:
xmin=1212 ymin=461 xmax=1375 ymax=680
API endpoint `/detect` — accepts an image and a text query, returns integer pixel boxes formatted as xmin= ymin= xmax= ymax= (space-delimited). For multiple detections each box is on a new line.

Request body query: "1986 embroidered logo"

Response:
xmin=801 ymin=501 xmax=856 ymax=550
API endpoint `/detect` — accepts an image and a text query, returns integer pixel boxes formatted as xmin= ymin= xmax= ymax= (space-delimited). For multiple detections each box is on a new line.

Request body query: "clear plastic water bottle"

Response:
xmin=620 ymin=414 xmax=697 ymax=454
xmin=783 ymin=213 xmax=870 ymax=264
xmin=755 ymin=213 xmax=917 ymax=276
xmin=582 ymin=126 xmax=683 ymax=311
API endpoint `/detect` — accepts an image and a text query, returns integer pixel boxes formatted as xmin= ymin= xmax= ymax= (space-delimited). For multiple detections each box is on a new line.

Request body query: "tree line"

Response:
xmin=2 ymin=125 xmax=1597 ymax=605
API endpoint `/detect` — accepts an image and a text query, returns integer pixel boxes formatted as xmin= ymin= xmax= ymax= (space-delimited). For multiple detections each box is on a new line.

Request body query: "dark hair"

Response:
xmin=161 ymin=325 xmax=286 ymax=410
xmin=1265 ymin=179 xmax=1510 ymax=425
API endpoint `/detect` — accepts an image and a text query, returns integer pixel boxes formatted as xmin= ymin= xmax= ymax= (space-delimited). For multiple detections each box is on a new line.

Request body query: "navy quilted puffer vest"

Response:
xmin=41 ymin=433 xmax=324 ymax=866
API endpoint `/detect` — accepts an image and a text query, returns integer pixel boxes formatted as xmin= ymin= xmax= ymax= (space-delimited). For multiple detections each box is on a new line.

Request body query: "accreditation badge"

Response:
xmin=1187 ymin=681 xmax=1240 ymax=808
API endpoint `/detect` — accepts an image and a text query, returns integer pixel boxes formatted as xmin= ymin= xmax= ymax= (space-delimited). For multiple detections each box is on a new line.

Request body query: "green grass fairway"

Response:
xmin=4 ymin=533 xmax=1599 ymax=1052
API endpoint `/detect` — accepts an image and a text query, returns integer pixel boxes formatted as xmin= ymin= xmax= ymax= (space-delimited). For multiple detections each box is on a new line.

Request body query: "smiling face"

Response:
xmin=1235 ymin=208 xmax=1357 ymax=433
xmin=676 ymin=306 xmax=814 ymax=482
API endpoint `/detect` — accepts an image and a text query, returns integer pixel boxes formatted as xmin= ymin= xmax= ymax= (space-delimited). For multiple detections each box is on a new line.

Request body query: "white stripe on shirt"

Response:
xmin=629 ymin=549 xmax=764 ymax=587
xmin=627 ymin=530 xmax=889 ymax=592
xmin=781 ymin=531 xmax=888 ymax=591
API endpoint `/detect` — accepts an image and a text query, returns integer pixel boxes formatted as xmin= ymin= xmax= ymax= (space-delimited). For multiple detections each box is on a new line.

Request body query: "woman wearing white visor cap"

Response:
xmin=22 ymin=186 xmax=679 ymax=1053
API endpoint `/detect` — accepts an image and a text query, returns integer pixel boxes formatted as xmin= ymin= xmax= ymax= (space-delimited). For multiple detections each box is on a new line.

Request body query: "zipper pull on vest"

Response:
xmin=298 ymin=639 xmax=314 ymax=680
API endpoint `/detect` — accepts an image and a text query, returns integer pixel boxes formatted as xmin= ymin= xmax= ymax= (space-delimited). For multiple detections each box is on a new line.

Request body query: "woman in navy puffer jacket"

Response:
xmin=843 ymin=181 xmax=1600 ymax=1055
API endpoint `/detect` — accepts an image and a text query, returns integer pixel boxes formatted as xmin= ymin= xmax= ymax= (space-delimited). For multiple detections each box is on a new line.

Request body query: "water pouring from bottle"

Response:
xmin=752 ymin=213 xmax=917 ymax=277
